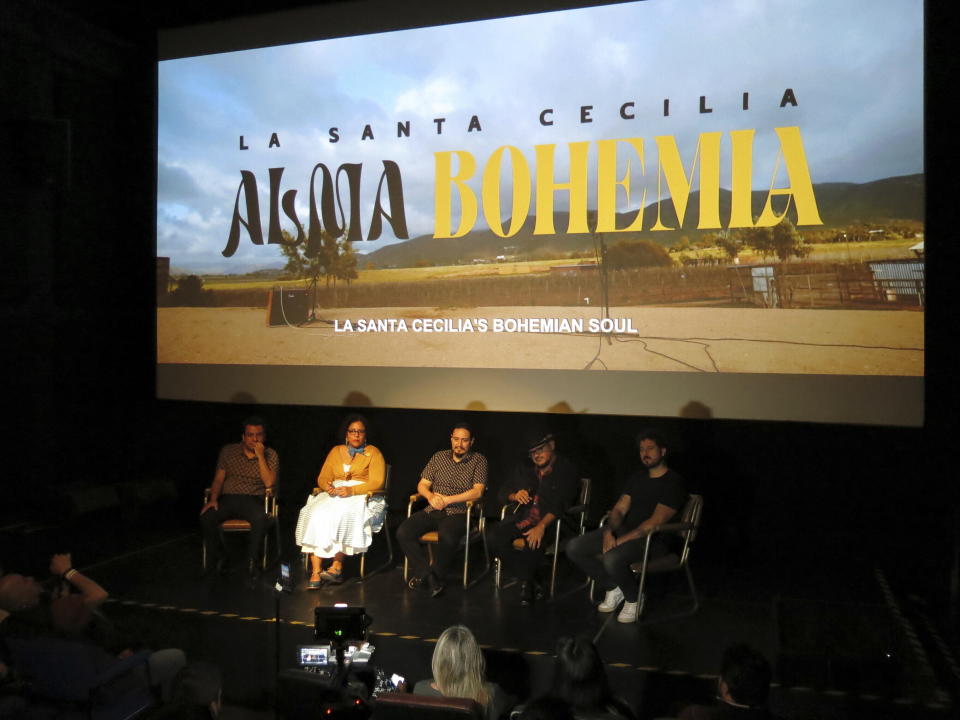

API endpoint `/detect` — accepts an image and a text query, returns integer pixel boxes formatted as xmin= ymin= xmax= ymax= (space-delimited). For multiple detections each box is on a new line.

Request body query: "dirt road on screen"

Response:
xmin=156 ymin=305 xmax=923 ymax=376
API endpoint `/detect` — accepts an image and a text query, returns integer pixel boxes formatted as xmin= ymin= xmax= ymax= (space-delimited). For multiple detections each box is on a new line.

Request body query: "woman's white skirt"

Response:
xmin=295 ymin=480 xmax=387 ymax=557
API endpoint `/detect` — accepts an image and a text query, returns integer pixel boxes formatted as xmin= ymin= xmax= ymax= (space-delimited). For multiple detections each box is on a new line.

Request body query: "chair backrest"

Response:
xmin=577 ymin=477 xmax=591 ymax=506
xmin=678 ymin=493 xmax=703 ymax=565
xmin=373 ymin=692 xmax=484 ymax=720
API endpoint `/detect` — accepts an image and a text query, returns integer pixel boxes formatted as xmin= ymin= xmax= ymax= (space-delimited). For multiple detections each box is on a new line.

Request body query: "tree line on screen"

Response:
xmin=159 ymin=215 xmax=922 ymax=310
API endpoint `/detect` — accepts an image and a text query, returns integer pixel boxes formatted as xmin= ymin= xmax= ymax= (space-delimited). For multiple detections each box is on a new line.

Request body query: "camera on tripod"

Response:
xmin=278 ymin=605 xmax=375 ymax=719
xmin=294 ymin=605 xmax=373 ymax=676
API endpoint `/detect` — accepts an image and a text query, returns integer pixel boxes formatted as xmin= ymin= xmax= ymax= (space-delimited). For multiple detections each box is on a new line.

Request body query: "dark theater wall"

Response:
xmin=0 ymin=0 xmax=954 ymax=627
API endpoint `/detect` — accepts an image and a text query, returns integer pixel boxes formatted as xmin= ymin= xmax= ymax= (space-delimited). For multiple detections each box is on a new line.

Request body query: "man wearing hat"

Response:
xmin=488 ymin=429 xmax=579 ymax=605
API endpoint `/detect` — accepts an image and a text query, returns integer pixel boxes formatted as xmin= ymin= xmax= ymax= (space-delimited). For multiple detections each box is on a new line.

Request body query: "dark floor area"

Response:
xmin=75 ymin=529 xmax=955 ymax=720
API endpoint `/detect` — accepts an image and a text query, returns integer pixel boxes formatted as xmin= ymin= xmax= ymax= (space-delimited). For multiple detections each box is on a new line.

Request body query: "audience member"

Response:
xmin=414 ymin=625 xmax=512 ymax=720
xmin=0 ymin=553 xmax=110 ymax=643
xmin=146 ymin=661 xmax=222 ymax=719
xmin=0 ymin=554 xmax=186 ymax=705
xmin=547 ymin=636 xmax=635 ymax=720
xmin=677 ymin=643 xmax=774 ymax=720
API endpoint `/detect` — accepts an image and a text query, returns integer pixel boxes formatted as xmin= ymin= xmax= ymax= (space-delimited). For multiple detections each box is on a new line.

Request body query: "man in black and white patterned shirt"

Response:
xmin=200 ymin=416 xmax=279 ymax=581
xmin=397 ymin=422 xmax=487 ymax=598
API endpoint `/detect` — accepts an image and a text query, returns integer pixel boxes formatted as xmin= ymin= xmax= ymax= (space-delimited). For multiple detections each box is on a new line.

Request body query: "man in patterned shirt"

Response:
xmin=397 ymin=422 xmax=487 ymax=598
xmin=488 ymin=429 xmax=578 ymax=606
xmin=200 ymin=416 xmax=279 ymax=581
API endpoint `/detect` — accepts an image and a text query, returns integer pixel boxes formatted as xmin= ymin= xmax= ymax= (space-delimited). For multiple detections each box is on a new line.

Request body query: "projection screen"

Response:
xmin=156 ymin=0 xmax=924 ymax=426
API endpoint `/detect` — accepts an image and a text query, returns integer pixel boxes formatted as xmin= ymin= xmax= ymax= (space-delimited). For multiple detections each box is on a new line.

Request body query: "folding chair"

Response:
xmin=494 ymin=477 xmax=591 ymax=598
xmin=201 ymin=487 xmax=280 ymax=570
xmin=402 ymin=492 xmax=490 ymax=588
xmin=299 ymin=465 xmax=394 ymax=580
xmin=626 ymin=492 xmax=703 ymax=622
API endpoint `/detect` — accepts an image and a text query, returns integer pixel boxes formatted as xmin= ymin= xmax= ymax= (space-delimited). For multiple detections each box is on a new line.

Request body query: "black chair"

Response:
xmin=626 ymin=492 xmax=703 ymax=623
xmin=494 ymin=477 xmax=592 ymax=598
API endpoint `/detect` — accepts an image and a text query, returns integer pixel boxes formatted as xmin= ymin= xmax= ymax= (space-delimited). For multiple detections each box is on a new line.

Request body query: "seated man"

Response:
xmin=678 ymin=643 xmax=774 ymax=719
xmin=200 ymin=415 xmax=279 ymax=581
xmin=397 ymin=422 xmax=487 ymax=598
xmin=488 ymin=430 xmax=578 ymax=605
xmin=565 ymin=429 xmax=686 ymax=623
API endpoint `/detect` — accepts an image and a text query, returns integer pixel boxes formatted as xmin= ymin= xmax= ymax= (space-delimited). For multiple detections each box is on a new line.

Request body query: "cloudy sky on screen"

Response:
xmin=158 ymin=0 xmax=922 ymax=272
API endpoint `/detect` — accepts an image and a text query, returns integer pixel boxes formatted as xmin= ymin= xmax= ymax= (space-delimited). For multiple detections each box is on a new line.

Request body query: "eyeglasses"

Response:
xmin=347 ymin=429 xmax=366 ymax=435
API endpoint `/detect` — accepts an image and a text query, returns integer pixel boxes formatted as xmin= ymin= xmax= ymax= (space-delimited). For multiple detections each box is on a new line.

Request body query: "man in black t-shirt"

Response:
xmin=566 ymin=429 xmax=686 ymax=623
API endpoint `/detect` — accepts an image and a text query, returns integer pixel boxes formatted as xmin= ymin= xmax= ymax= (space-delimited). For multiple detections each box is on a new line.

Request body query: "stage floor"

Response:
xmin=85 ymin=533 xmax=953 ymax=720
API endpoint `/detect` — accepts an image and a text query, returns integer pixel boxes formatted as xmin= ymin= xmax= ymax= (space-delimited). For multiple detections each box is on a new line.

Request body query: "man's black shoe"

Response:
xmin=427 ymin=573 xmax=445 ymax=599
xmin=519 ymin=581 xmax=543 ymax=606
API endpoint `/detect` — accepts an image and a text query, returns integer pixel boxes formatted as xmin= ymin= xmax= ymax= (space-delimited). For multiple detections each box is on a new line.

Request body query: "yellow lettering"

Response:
xmin=651 ymin=132 xmax=722 ymax=231
xmin=596 ymin=139 xmax=646 ymax=233
xmin=756 ymin=126 xmax=823 ymax=227
xmin=534 ymin=142 xmax=590 ymax=235
xmin=729 ymin=129 xmax=756 ymax=228
xmin=482 ymin=146 xmax=531 ymax=238
xmin=434 ymin=151 xmax=478 ymax=238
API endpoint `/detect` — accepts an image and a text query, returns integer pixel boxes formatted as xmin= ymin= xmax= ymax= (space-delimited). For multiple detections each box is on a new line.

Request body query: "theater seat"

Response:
xmin=373 ymin=692 xmax=484 ymax=720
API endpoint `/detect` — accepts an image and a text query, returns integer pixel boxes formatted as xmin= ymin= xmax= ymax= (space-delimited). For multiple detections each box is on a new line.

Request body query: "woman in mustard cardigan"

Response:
xmin=295 ymin=414 xmax=386 ymax=588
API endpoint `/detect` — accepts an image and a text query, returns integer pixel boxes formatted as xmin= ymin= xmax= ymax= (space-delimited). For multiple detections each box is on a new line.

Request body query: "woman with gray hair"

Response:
xmin=414 ymin=625 xmax=512 ymax=719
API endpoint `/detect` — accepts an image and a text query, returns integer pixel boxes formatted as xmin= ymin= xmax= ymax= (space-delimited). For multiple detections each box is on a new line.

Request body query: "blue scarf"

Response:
xmin=347 ymin=444 xmax=366 ymax=458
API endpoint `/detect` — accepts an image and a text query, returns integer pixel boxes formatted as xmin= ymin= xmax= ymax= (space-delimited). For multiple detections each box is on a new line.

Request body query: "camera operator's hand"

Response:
xmin=49 ymin=553 xmax=73 ymax=577
xmin=45 ymin=555 xmax=110 ymax=610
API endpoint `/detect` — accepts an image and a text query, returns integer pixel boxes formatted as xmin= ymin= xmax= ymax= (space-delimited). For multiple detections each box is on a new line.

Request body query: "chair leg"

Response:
xmin=632 ymin=591 xmax=646 ymax=624
xmin=630 ymin=564 xmax=700 ymax=626
xmin=548 ymin=521 xmax=562 ymax=598
xmin=685 ymin=562 xmax=699 ymax=614
xmin=359 ymin=519 xmax=395 ymax=582
xmin=463 ymin=525 xmax=492 ymax=589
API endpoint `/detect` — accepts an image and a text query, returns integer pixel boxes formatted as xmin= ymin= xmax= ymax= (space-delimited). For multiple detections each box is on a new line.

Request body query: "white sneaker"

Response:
xmin=597 ymin=587 xmax=624 ymax=613
xmin=617 ymin=600 xmax=639 ymax=623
